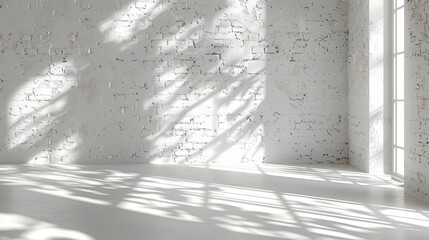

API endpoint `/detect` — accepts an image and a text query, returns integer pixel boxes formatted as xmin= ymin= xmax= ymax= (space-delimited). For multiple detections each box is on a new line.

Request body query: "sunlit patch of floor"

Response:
xmin=0 ymin=163 xmax=428 ymax=240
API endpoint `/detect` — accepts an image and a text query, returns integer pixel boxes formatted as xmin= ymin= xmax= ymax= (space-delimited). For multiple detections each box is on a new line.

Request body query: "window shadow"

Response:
xmin=0 ymin=0 xmax=270 ymax=164
xmin=1 ymin=164 xmax=428 ymax=240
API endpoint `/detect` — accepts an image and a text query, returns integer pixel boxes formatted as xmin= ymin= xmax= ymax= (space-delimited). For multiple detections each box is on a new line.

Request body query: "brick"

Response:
xmin=0 ymin=0 xmax=348 ymax=166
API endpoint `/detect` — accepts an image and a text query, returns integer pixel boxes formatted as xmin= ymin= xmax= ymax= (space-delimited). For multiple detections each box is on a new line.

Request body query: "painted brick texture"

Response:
xmin=0 ymin=0 xmax=348 ymax=164
xmin=348 ymin=0 xmax=369 ymax=171
xmin=348 ymin=0 xmax=387 ymax=174
xmin=405 ymin=0 xmax=429 ymax=204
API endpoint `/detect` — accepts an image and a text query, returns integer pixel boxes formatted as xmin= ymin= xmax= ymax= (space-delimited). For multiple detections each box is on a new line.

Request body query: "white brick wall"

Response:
xmin=0 ymin=0 xmax=349 ymax=164
xmin=348 ymin=0 xmax=370 ymax=171
xmin=405 ymin=0 xmax=429 ymax=204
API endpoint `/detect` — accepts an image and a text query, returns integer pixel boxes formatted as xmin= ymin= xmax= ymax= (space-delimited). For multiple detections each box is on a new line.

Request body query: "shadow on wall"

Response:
xmin=0 ymin=0 xmax=268 ymax=164
xmin=0 ymin=0 xmax=348 ymax=164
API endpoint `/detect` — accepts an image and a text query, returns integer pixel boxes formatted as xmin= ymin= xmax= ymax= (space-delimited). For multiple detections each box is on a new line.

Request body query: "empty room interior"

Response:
xmin=1 ymin=0 xmax=429 ymax=239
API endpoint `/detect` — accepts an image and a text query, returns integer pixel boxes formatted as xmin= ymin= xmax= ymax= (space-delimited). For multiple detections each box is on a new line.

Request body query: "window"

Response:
xmin=393 ymin=0 xmax=405 ymax=176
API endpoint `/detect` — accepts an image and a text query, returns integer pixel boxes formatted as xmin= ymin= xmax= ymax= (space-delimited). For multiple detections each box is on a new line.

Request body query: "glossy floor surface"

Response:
xmin=0 ymin=163 xmax=428 ymax=240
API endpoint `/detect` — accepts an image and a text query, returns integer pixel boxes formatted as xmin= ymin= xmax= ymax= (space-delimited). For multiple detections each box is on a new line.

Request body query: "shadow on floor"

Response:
xmin=0 ymin=163 xmax=428 ymax=240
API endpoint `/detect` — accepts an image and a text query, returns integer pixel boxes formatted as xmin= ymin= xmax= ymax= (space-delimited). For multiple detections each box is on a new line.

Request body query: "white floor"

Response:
xmin=0 ymin=163 xmax=428 ymax=240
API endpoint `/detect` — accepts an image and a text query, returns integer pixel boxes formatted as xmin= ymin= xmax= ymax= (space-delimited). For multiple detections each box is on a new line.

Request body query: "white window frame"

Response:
xmin=392 ymin=0 xmax=405 ymax=178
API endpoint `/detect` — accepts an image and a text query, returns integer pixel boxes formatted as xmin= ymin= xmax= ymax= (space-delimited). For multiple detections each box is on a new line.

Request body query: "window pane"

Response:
xmin=393 ymin=0 xmax=405 ymax=178
xmin=397 ymin=53 xmax=404 ymax=100
xmin=394 ymin=56 xmax=397 ymax=99
xmin=393 ymin=102 xmax=397 ymax=144
xmin=396 ymin=148 xmax=404 ymax=176
xmin=394 ymin=12 xmax=397 ymax=52
xmin=396 ymin=101 xmax=404 ymax=148
xmin=393 ymin=148 xmax=397 ymax=171
xmin=397 ymin=7 xmax=404 ymax=53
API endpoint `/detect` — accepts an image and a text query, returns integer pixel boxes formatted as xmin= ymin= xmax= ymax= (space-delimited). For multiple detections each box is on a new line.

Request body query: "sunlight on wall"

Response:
xmin=98 ymin=0 xmax=168 ymax=51
xmin=0 ymin=213 xmax=94 ymax=240
xmin=96 ymin=0 xmax=268 ymax=164
xmin=1 ymin=0 xmax=349 ymax=164
xmin=143 ymin=0 xmax=266 ymax=164
xmin=7 ymin=62 xmax=78 ymax=163
xmin=369 ymin=0 xmax=385 ymax=174
xmin=51 ymin=132 xmax=83 ymax=163
xmin=167 ymin=18 xmax=206 ymax=55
